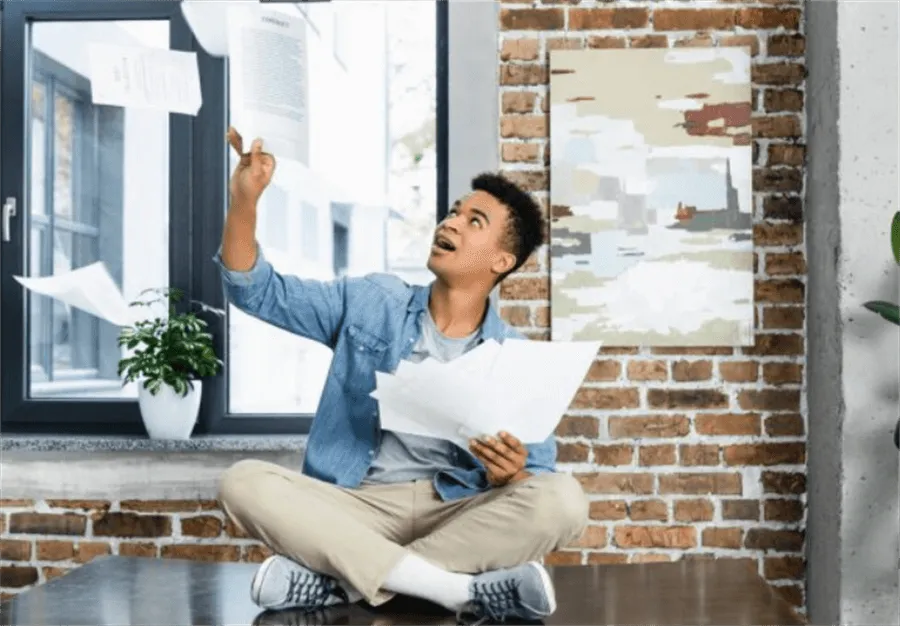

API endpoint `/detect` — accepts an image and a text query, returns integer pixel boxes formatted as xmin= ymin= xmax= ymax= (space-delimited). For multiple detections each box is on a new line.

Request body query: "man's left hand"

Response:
xmin=469 ymin=432 xmax=529 ymax=487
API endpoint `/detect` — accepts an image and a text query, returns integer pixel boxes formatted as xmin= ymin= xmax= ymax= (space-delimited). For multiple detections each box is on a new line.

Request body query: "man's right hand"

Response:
xmin=227 ymin=126 xmax=276 ymax=210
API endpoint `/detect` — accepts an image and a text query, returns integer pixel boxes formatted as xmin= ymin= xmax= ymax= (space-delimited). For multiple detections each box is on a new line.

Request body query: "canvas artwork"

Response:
xmin=548 ymin=48 xmax=754 ymax=346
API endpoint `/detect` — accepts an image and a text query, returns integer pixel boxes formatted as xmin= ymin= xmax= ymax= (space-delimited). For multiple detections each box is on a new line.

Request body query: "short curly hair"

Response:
xmin=470 ymin=172 xmax=544 ymax=282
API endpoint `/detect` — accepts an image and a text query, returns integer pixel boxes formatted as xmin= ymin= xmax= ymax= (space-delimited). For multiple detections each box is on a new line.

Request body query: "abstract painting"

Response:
xmin=548 ymin=48 xmax=754 ymax=346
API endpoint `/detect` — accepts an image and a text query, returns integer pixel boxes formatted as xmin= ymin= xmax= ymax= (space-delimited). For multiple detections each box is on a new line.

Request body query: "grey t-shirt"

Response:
xmin=363 ymin=310 xmax=480 ymax=485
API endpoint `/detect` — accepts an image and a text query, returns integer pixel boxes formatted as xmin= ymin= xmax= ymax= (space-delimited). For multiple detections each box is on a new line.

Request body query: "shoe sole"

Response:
xmin=528 ymin=561 xmax=557 ymax=615
xmin=250 ymin=555 xmax=278 ymax=606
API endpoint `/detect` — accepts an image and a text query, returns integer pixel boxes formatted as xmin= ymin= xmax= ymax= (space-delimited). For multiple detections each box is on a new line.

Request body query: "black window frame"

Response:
xmin=0 ymin=0 xmax=450 ymax=436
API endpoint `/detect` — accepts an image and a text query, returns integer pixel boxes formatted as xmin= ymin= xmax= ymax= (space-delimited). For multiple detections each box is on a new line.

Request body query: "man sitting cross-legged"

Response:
xmin=215 ymin=128 xmax=589 ymax=624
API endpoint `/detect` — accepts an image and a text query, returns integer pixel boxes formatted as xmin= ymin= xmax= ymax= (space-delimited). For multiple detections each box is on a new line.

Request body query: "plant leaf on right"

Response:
xmin=862 ymin=210 xmax=900 ymax=327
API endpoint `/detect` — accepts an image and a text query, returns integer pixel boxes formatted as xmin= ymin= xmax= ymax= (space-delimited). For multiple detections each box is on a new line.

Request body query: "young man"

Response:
xmin=215 ymin=129 xmax=589 ymax=623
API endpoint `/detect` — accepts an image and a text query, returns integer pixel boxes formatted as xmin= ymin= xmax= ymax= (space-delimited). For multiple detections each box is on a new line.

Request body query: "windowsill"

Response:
xmin=0 ymin=434 xmax=309 ymax=453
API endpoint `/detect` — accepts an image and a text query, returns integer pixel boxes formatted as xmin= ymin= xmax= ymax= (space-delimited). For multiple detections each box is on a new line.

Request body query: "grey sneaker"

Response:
xmin=457 ymin=561 xmax=556 ymax=624
xmin=250 ymin=555 xmax=350 ymax=611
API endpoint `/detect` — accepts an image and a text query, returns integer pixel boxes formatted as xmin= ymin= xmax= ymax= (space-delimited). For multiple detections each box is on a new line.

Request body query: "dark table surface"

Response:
xmin=0 ymin=555 xmax=804 ymax=625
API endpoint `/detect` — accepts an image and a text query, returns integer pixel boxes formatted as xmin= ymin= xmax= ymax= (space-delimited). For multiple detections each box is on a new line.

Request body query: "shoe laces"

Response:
xmin=457 ymin=577 xmax=522 ymax=624
xmin=286 ymin=570 xmax=347 ymax=609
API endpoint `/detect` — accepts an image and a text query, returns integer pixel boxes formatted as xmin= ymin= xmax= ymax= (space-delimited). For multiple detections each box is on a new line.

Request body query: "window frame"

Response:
xmin=0 ymin=0 xmax=450 ymax=436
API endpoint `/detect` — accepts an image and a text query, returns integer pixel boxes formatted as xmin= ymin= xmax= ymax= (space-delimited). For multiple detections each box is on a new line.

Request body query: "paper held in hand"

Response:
xmin=370 ymin=338 xmax=602 ymax=450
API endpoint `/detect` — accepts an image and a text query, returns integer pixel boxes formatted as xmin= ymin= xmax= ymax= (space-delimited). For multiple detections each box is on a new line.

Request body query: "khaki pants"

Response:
xmin=217 ymin=459 xmax=589 ymax=606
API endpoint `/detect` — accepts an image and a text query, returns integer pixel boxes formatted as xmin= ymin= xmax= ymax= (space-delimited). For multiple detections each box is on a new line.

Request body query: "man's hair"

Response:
xmin=470 ymin=172 xmax=544 ymax=282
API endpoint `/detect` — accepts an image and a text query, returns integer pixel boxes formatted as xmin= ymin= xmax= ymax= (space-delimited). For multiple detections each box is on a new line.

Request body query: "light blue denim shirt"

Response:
xmin=214 ymin=247 xmax=557 ymax=500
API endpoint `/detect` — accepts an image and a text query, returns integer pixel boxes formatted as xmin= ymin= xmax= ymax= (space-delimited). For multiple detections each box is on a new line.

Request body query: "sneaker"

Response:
xmin=250 ymin=555 xmax=350 ymax=611
xmin=457 ymin=561 xmax=556 ymax=624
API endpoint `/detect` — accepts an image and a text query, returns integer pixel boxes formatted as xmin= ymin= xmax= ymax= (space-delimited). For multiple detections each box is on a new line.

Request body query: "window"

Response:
xmin=0 ymin=0 xmax=448 ymax=435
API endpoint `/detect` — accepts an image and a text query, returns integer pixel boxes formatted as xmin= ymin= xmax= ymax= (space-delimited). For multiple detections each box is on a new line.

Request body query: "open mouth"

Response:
xmin=433 ymin=234 xmax=457 ymax=252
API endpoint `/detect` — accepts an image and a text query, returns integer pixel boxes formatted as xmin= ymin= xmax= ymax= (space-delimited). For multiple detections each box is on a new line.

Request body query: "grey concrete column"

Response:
xmin=806 ymin=2 xmax=900 ymax=624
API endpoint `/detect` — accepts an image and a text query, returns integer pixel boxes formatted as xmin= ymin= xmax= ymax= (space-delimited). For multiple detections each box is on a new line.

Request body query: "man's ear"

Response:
xmin=491 ymin=250 xmax=517 ymax=277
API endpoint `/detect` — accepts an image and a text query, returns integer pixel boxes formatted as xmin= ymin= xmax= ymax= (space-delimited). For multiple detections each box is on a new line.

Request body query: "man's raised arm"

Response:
xmin=215 ymin=127 xmax=346 ymax=348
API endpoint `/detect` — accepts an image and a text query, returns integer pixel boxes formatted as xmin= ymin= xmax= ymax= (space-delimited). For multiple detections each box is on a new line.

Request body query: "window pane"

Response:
xmin=27 ymin=20 xmax=171 ymax=399
xmin=227 ymin=1 xmax=437 ymax=415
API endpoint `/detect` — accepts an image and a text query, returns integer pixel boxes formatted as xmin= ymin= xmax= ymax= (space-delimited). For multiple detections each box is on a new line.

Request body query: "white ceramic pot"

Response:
xmin=137 ymin=380 xmax=202 ymax=440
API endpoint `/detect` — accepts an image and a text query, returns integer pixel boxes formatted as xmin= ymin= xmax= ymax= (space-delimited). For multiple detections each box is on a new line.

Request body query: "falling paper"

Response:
xmin=87 ymin=43 xmax=202 ymax=116
xmin=371 ymin=339 xmax=602 ymax=449
xmin=227 ymin=5 xmax=309 ymax=164
xmin=181 ymin=0 xmax=231 ymax=57
xmin=14 ymin=262 xmax=140 ymax=328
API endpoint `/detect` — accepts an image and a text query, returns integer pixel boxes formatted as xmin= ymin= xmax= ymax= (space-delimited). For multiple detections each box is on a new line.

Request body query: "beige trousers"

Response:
xmin=217 ymin=459 xmax=589 ymax=606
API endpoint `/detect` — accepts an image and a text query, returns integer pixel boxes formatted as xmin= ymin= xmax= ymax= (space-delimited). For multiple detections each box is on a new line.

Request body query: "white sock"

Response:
xmin=382 ymin=553 xmax=473 ymax=611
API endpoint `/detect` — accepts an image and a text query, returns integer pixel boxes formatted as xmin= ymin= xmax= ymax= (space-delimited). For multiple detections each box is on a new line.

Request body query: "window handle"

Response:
xmin=2 ymin=197 xmax=17 ymax=243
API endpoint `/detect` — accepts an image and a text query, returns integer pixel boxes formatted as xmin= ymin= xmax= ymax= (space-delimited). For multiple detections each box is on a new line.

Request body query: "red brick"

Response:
xmin=160 ymin=545 xmax=240 ymax=562
xmin=764 ymin=555 xmax=804 ymax=580
xmin=556 ymin=416 xmax=599 ymax=438
xmin=36 ymin=540 xmax=75 ymax=561
xmin=658 ymin=473 xmax=742 ymax=495
xmin=629 ymin=500 xmax=668 ymax=522
xmin=501 ymin=115 xmax=547 ymax=139
xmin=702 ymin=527 xmax=744 ymax=549
xmin=736 ymin=8 xmax=801 ymax=29
xmin=74 ymin=542 xmax=111 ymax=564
xmin=752 ymin=63 xmax=805 ymax=86
xmin=180 ymin=516 xmax=223 ymax=538
xmin=723 ymin=499 xmax=760 ymax=521
xmin=576 ymin=473 xmax=654 ymax=495
xmin=647 ymin=389 xmax=729 ymax=410
xmin=0 ymin=566 xmax=39 ymax=587
xmin=765 ymin=252 xmax=806 ymax=276
xmin=500 ymin=8 xmax=565 ymax=31
xmin=653 ymin=9 xmax=735 ymax=31
xmin=593 ymin=444 xmax=634 ymax=466
xmin=680 ymin=444 xmax=720 ymax=466
xmin=767 ymin=144 xmax=804 ymax=167
xmin=629 ymin=35 xmax=668 ymax=49
xmin=720 ymin=34 xmax=760 ymax=56
xmin=501 ymin=92 xmax=537 ymax=115
xmin=8 ymin=513 xmax=86 ymax=536
xmin=119 ymin=500 xmax=216 ymax=513
xmin=558 ymin=442 xmax=590 ymax=463
xmin=242 ymin=544 xmax=274 ymax=563
xmin=756 ymin=279 xmax=804 ymax=303
xmin=119 ymin=542 xmax=158 ymax=558
xmin=765 ymin=89 xmax=804 ymax=112
xmin=588 ymin=553 xmax=628 ymax=565
xmin=569 ymin=525 xmax=608 ymax=549
xmin=718 ymin=362 xmax=759 ymax=383
xmin=500 ymin=39 xmax=539 ymax=62
xmin=723 ymin=443 xmax=805 ymax=466
xmin=585 ymin=360 xmax=621 ymax=382
xmin=569 ymin=8 xmax=649 ymax=30
xmin=93 ymin=513 xmax=171 ymax=538
xmin=745 ymin=529 xmax=804 ymax=551
xmin=609 ymin=415 xmax=689 ymax=438
xmin=763 ymin=363 xmax=803 ymax=385
xmin=671 ymin=360 xmax=713 ymax=382
xmin=500 ymin=64 xmax=548 ymax=86
xmin=764 ymin=499 xmax=804 ymax=522
xmin=737 ymin=389 xmax=801 ymax=411
xmin=614 ymin=526 xmax=696 ymax=549
xmin=695 ymin=413 xmax=761 ymax=436
xmin=762 ymin=471 xmax=806 ymax=495
xmin=765 ymin=414 xmax=805 ymax=437
xmin=500 ymin=276 xmax=548 ymax=300
xmin=627 ymin=360 xmax=668 ymax=381
xmin=0 ymin=539 xmax=31 ymax=561
xmin=674 ymin=499 xmax=714 ymax=522
xmin=544 ymin=551 xmax=582 ymax=566
xmin=572 ymin=388 xmax=640 ymax=410
xmin=639 ymin=445 xmax=677 ymax=466
xmin=590 ymin=500 xmax=628 ymax=521
xmin=630 ymin=553 xmax=672 ymax=564
xmin=768 ymin=34 xmax=806 ymax=57
xmin=742 ymin=334 xmax=804 ymax=357
xmin=763 ymin=307 xmax=804 ymax=330
xmin=762 ymin=197 xmax=802 ymax=222
xmin=586 ymin=36 xmax=627 ymax=49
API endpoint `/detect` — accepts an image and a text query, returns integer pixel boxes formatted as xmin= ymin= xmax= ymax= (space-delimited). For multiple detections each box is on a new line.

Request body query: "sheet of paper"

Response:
xmin=227 ymin=5 xmax=309 ymax=164
xmin=371 ymin=339 xmax=602 ymax=447
xmin=87 ymin=43 xmax=202 ymax=116
xmin=181 ymin=0 xmax=230 ymax=57
xmin=14 ymin=262 xmax=141 ymax=328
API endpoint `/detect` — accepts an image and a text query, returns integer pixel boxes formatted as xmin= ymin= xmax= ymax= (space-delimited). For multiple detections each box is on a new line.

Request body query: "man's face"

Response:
xmin=426 ymin=190 xmax=517 ymax=284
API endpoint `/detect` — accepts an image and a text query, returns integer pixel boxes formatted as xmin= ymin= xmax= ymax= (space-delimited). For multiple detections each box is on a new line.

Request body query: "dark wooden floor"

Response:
xmin=0 ymin=555 xmax=804 ymax=625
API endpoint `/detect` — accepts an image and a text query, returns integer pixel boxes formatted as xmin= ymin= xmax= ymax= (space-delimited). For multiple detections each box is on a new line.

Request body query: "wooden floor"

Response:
xmin=0 ymin=555 xmax=805 ymax=625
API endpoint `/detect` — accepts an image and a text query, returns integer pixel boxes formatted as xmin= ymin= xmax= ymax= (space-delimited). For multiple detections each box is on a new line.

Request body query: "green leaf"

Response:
xmin=863 ymin=300 xmax=900 ymax=325
xmin=891 ymin=211 xmax=900 ymax=265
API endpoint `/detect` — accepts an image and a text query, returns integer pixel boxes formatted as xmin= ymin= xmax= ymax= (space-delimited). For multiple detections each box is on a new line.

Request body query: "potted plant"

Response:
xmin=862 ymin=210 xmax=900 ymax=449
xmin=117 ymin=287 xmax=224 ymax=440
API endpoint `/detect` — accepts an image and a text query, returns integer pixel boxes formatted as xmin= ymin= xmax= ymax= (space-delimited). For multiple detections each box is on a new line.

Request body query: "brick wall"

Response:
xmin=496 ymin=0 xmax=807 ymax=613
xmin=0 ymin=498 xmax=274 ymax=601
xmin=0 ymin=0 xmax=808 ymax=614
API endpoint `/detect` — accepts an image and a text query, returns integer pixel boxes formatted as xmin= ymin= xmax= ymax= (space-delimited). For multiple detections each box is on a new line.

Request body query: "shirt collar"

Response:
xmin=409 ymin=282 xmax=507 ymax=341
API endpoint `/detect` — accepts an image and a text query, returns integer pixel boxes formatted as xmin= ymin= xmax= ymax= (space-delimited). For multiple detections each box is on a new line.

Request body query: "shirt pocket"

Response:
xmin=341 ymin=324 xmax=390 ymax=396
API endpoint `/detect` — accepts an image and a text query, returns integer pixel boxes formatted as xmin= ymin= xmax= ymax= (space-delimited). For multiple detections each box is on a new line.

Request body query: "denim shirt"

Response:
xmin=214 ymin=247 xmax=557 ymax=500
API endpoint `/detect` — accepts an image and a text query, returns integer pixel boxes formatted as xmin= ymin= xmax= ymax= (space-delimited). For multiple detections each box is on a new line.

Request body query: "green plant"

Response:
xmin=862 ymin=211 xmax=900 ymax=325
xmin=117 ymin=287 xmax=224 ymax=396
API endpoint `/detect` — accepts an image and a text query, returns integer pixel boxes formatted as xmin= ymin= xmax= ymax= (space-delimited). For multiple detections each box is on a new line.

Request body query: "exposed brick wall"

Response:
xmin=0 ymin=499 xmax=273 ymax=601
xmin=496 ymin=0 xmax=806 ymax=613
